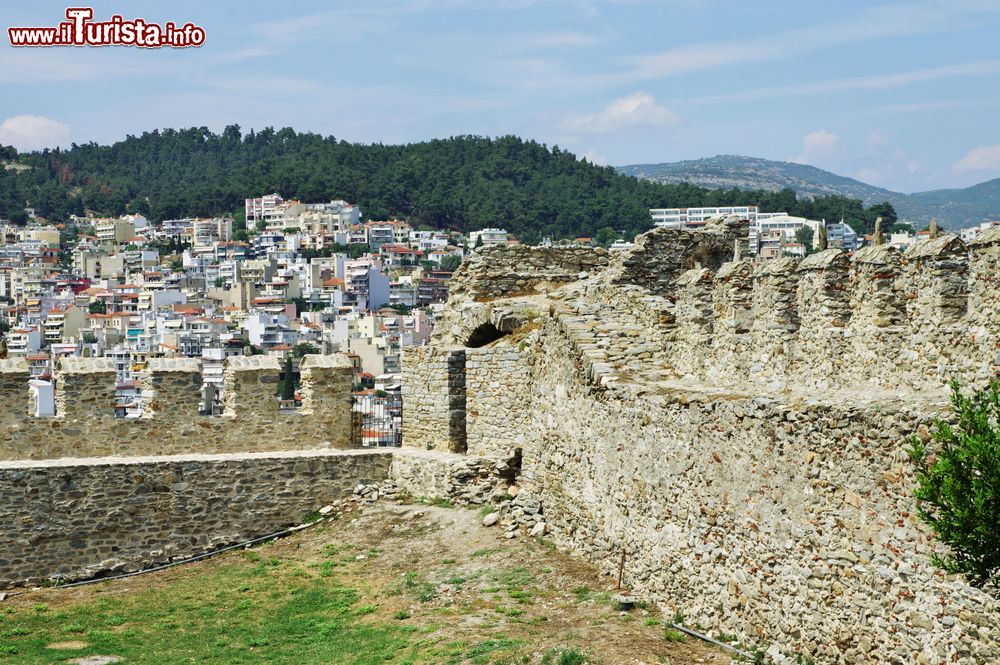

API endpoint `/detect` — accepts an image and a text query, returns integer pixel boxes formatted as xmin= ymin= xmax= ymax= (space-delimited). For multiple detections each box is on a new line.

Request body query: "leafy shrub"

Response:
xmin=909 ymin=381 xmax=1000 ymax=589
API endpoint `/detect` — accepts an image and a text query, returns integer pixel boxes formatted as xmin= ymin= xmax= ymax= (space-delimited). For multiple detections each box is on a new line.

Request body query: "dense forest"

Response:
xmin=0 ymin=128 xmax=896 ymax=243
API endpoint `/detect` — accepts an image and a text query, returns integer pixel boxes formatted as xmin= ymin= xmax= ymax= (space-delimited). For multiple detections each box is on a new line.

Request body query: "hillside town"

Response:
xmin=1 ymin=193 xmax=998 ymax=447
xmin=0 ymin=194 xmax=491 ymax=443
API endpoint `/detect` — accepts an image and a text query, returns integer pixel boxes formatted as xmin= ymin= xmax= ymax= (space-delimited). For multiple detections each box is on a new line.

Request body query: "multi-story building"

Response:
xmin=649 ymin=206 xmax=773 ymax=229
xmin=245 ymin=193 xmax=284 ymax=225
xmin=960 ymin=220 xmax=1000 ymax=243
xmin=469 ymin=228 xmax=508 ymax=246
xmin=94 ymin=218 xmax=136 ymax=245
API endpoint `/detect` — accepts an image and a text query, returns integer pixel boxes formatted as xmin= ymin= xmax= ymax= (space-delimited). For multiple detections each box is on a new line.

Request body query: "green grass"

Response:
xmin=664 ymin=629 xmax=687 ymax=643
xmin=0 ymin=560 xmax=415 ymax=664
xmin=542 ymin=647 xmax=588 ymax=665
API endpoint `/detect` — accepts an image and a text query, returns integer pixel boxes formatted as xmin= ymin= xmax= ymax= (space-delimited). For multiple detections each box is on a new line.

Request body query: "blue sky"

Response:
xmin=3 ymin=0 xmax=1000 ymax=193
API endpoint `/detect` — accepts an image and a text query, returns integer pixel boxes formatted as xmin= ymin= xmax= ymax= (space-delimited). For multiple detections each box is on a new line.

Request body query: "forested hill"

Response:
xmin=0 ymin=128 xmax=894 ymax=242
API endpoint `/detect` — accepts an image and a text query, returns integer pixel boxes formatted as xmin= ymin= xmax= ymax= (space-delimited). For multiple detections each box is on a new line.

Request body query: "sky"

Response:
xmin=3 ymin=0 xmax=1000 ymax=193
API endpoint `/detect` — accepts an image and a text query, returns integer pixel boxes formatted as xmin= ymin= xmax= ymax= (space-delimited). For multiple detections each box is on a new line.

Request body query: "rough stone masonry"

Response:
xmin=401 ymin=219 xmax=1000 ymax=665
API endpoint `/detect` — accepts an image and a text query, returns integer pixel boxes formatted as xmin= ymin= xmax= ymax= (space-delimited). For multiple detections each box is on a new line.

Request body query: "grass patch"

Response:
xmin=0 ymin=563 xmax=414 ymax=664
xmin=665 ymin=629 xmax=687 ymax=643
xmin=464 ymin=638 xmax=523 ymax=664
xmin=542 ymin=647 xmax=588 ymax=665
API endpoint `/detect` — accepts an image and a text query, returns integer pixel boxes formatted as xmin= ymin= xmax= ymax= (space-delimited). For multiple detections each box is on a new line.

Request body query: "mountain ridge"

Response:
xmin=617 ymin=155 xmax=1000 ymax=229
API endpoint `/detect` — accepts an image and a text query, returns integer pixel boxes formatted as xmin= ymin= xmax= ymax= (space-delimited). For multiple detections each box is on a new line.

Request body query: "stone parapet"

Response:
xmin=0 ymin=354 xmax=356 ymax=461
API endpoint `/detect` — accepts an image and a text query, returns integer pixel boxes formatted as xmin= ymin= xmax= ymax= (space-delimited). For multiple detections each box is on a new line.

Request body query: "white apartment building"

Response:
xmin=469 ymin=228 xmax=508 ymax=246
xmin=245 ymin=193 xmax=284 ymax=225
xmin=961 ymin=220 xmax=1000 ymax=243
xmin=649 ymin=206 xmax=778 ymax=229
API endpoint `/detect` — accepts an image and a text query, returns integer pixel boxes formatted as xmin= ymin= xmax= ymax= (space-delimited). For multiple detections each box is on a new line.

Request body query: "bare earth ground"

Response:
xmin=0 ymin=502 xmax=733 ymax=665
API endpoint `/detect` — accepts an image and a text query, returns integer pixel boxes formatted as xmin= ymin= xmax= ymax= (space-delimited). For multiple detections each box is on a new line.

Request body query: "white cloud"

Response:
xmin=620 ymin=0 xmax=1000 ymax=81
xmin=563 ymin=92 xmax=678 ymax=133
xmin=791 ymin=130 xmax=841 ymax=165
xmin=521 ymin=31 xmax=603 ymax=48
xmin=953 ymin=144 xmax=1000 ymax=171
xmin=0 ymin=115 xmax=70 ymax=151
xmin=867 ymin=130 xmax=889 ymax=148
xmin=687 ymin=60 xmax=1000 ymax=104
xmin=580 ymin=149 xmax=608 ymax=165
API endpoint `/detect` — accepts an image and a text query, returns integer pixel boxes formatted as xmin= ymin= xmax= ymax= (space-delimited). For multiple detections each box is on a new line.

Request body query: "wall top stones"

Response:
xmin=970 ymin=225 xmax=1000 ymax=246
xmin=798 ymin=247 xmax=849 ymax=271
xmin=300 ymin=354 xmax=354 ymax=370
xmin=60 ymin=357 xmax=116 ymax=374
xmin=0 ymin=358 xmax=27 ymax=374
xmin=755 ymin=255 xmax=799 ymax=276
xmin=851 ymin=244 xmax=899 ymax=265
xmin=225 ymin=355 xmax=281 ymax=371
xmin=904 ymin=233 xmax=964 ymax=259
xmin=448 ymin=244 xmax=611 ymax=302
xmin=148 ymin=357 xmax=201 ymax=373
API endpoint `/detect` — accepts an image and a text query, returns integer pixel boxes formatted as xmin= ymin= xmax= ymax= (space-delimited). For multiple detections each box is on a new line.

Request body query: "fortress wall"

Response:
xmin=602 ymin=217 xmax=746 ymax=296
xmin=447 ymin=245 xmax=610 ymax=302
xmin=465 ymin=347 xmax=533 ymax=458
xmin=0 ymin=354 xmax=355 ymax=461
xmin=0 ymin=359 xmax=31 ymax=423
xmin=748 ymin=257 xmax=800 ymax=382
xmin=515 ymin=317 xmax=1000 ymax=665
xmin=401 ymin=346 xmax=466 ymax=452
xmin=667 ymin=234 xmax=1000 ymax=393
xmin=709 ymin=259 xmax=755 ymax=380
xmin=0 ymin=450 xmax=392 ymax=588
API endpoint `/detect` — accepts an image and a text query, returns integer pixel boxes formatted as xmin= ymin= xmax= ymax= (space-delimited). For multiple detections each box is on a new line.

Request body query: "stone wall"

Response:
xmin=401 ymin=346 xmax=467 ymax=452
xmin=660 ymin=233 xmax=1000 ymax=395
xmin=465 ymin=347 xmax=533 ymax=457
xmin=400 ymin=223 xmax=1000 ymax=663
xmin=389 ymin=448 xmax=515 ymax=506
xmin=447 ymin=245 xmax=610 ymax=302
xmin=600 ymin=215 xmax=747 ymax=296
xmin=516 ymin=319 xmax=1000 ymax=664
xmin=0 ymin=354 xmax=355 ymax=461
xmin=0 ymin=449 xmax=392 ymax=587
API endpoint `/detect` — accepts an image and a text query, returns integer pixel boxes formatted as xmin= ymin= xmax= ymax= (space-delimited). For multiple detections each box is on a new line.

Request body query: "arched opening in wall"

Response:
xmin=466 ymin=322 xmax=508 ymax=348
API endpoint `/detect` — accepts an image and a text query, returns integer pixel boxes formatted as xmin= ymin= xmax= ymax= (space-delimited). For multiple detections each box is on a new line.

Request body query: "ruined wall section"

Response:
xmin=0 ymin=450 xmax=392 ymax=587
xmin=465 ymin=346 xmax=533 ymax=458
xmin=667 ymin=233 xmax=1000 ymax=393
xmin=401 ymin=346 xmax=466 ymax=452
xmin=599 ymin=215 xmax=747 ymax=297
xmin=447 ymin=245 xmax=610 ymax=303
xmin=516 ymin=316 xmax=999 ymax=665
xmin=0 ymin=354 xmax=356 ymax=461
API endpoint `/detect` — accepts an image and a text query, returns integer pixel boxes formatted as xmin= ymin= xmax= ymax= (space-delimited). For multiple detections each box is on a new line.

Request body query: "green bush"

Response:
xmin=909 ymin=381 xmax=1000 ymax=589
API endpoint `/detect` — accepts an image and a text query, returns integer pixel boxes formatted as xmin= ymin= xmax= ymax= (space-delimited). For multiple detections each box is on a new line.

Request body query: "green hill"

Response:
xmin=0 ymin=129 xmax=890 ymax=242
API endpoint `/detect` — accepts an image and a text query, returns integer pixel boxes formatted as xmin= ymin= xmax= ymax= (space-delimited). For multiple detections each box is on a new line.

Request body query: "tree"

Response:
xmin=292 ymin=342 xmax=318 ymax=358
xmin=439 ymin=254 xmax=462 ymax=272
xmin=82 ymin=332 xmax=98 ymax=344
xmin=794 ymin=225 xmax=814 ymax=253
xmin=280 ymin=355 xmax=296 ymax=401
xmin=88 ymin=300 xmax=106 ymax=314
xmin=909 ymin=381 xmax=1000 ymax=590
